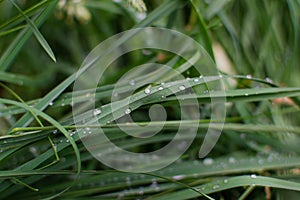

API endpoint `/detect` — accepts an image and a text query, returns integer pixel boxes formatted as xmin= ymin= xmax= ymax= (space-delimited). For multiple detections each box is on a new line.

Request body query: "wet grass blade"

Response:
xmin=153 ymin=175 xmax=300 ymax=200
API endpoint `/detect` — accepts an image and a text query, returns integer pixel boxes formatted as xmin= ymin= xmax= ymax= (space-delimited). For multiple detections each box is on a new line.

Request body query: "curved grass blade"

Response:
xmin=152 ymin=175 xmax=300 ymax=200
xmin=4 ymin=154 xmax=300 ymax=198
xmin=0 ymin=98 xmax=81 ymax=199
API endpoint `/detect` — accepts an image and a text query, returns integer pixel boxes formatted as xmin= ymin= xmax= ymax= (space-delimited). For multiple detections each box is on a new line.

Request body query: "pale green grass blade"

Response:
xmin=9 ymin=0 xmax=56 ymax=63
xmin=0 ymin=71 xmax=33 ymax=86
xmin=153 ymin=175 xmax=300 ymax=200
xmin=0 ymin=0 xmax=51 ymax=31
xmin=0 ymin=0 xmax=57 ymax=71
xmin=0 ymin=25 xmax=25 ymax=37
xmin=2 ymin=81 xmax=299 ymax=118
xmin=163 ymin=87 xmax=300 ymax=104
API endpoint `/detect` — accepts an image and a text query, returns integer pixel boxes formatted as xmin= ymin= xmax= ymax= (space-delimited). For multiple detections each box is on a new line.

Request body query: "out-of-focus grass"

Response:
xmin=0 ymin=0 xmax=299 ymax=199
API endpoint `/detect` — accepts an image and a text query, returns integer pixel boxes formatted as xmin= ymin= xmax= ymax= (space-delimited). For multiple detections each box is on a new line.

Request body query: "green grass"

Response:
xmin=0 ymin=0 xmax=300 ymax=199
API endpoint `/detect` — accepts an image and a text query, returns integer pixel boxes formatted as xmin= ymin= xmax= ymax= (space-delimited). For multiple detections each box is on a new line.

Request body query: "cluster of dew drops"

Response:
xmin=45 ymin=74 xmax=274 ymax=123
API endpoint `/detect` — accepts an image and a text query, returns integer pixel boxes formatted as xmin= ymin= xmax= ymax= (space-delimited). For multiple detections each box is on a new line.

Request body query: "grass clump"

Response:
xmin=0 ymin=0 xmax=299 ymax=199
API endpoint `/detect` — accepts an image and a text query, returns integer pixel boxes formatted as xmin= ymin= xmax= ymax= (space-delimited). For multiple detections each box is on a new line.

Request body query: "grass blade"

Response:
xmin=0 ymin=0 xmax=57 ymax=71
xmin=9 ymin=0 xmax=56 ymax=63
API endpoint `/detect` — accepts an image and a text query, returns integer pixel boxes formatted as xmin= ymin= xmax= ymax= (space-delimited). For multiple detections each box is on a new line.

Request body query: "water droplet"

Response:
xmin=172 ymin=175 xmax=185 ymax=180
xmin=144 ymin=88 xmax=151 ymax=94
xmin=49 ymin=102 xmax=54 ymax=106
xmin=93 ymin=108 xmax=101 ymax=116
xmin=203 ymin=158 xmax=214 ymax=165
xmin=66 ymin=139 xmax=70 ymax=143
xmin=228 ymin=157 xmax=236 ymax=164
xmin=138 ymin=190 xmax=144 ymax=195
xmin=267 ymin=155 xmax=273 ymax=162
xmin=129 ymin=79 xmax=135 ymax=86
xmin=194 ymin=78 xmax=199 ymax=82
xmin=245 ymin=93 xmax=249 ymax=96
xmin=250 ymin=174 xmax=257 ymax=179
xmin=199 ymin=75 xmax=203 ymax=78
xmin=136 ymin=12 xmax=146 ymax=20
xmin=265 ymin=77 xmax=273 ymax=83
xmin=70 ymin=132 xmax=74 ymax=136
xmin=125 ymin=176 xmax=131 ymax=186
xmin=218 ymin=74 xmax=223 ymax=78
xmin=113 ymin=0 xmax=122 ymax=3
xmin=89 ymin=97 xmax=95 ymax=102
xmin=125 ymin=108 xmax=131 ymax=114
xmin=179 ymin=85 xmax=185 ymax=91
xmin=150 ymin=178 xmax=158 ymax=188
xmin=223 ymin=179 xmax=228 ymax=183
xmin=29 ymin=147 xmax=38 ymax=155
xmin=158 ymin=86 xmax=163 ymax=91
xmin=3 ymin=140 xmax=7 ymax=144
xmin=246 ymin=74 xmax=252 ymax=79
xmin=213 ymin=185 xmax=220 ymax=190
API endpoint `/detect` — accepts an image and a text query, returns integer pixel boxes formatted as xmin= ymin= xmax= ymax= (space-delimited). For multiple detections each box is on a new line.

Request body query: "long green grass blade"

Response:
xmin=0 ymin=0 xmax=57 ymax=71
xmin=153 ymin=175 xmax=300 ymax=200
xmin=9 ymin=0 xmax=56 ymax=63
